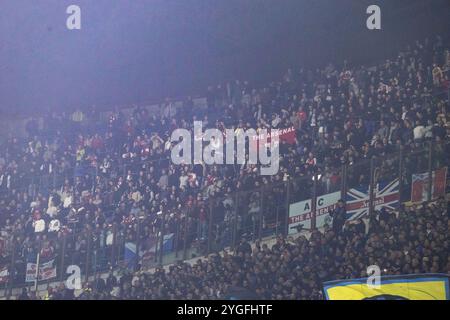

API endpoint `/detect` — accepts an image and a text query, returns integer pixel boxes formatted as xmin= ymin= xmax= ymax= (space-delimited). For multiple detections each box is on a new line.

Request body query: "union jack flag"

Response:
xmin=346 ymin=179 xmax=399 ymax=221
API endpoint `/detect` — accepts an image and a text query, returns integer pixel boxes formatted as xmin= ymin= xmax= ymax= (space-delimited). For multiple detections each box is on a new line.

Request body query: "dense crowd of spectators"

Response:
xmin=18 ymin=198 xmax=448 ymax=300
xmin=1 ymin=35 xmax=449 ymax=297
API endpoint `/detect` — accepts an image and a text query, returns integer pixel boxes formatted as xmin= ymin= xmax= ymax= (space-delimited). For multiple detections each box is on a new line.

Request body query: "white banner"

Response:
xmin=288 ymin=191 xmax=341 ymax=234
xmin=25 ymin=258 xmax=57 ymax=282
xmin=0 ymin=267 xmax=9 ymax=284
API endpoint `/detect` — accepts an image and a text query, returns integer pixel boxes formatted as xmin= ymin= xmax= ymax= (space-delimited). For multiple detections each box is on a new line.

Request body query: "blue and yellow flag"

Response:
xmin=323 ymin=274 xmax=450 ymax=300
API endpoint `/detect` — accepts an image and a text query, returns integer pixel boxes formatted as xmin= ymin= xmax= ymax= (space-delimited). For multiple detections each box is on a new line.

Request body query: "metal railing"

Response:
xmin=0 ymin=140 xmax=448 ymax=297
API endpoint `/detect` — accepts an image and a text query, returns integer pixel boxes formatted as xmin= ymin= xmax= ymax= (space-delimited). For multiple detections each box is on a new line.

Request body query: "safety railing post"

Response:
xmin=340 ymin=163 xmax=346 ymax=200
xmin=85 ymin=229 xmax=92 ymax=283
xmin=275 ymin=184 xmax=281 ymax=236
xmin=59 ymin=235 xmax=67 ymax=282
xmin=52 ymin=171 xmax=56 ymax=190
xmin=398 ymin=147 xmax=404 ymax=202
xmin=182 ymin=209 xmax=189 ymax=261
xmin=368 ymin=157 xmax=375 ymax=218
xmin=258 ymin=186 xmax=264 ymax=241
xmin=311 ymin=175 xmax=317 ymax=230
xmin=207 ymin=200 xmax=214 ymax=254
xmin=136 ymin=215 xmax=141 ymax=271
xmin=174 ymin=220 xmax=179 ymax=259
xmin=34 ymin=239 xmax=43 ymax=293
xmin=6 ymin=236 xmax=16 ymax=300
xmin=232 ymin=192 xmax=239 ymax=250
xmin=284 ymin=181 xmax=290 ymax=237
xmin=92 ymin=233 xmax=98 ymax=277
xmin=159 ymin=209 xmax=165 ymax=264
xmin=427 ymin=141 xmax=433 ymax=201
xmin=111 ymin=224 xmax=117 ymax=268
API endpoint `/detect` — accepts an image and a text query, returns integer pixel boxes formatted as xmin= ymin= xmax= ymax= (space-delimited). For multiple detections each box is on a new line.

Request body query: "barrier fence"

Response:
xmin=0 ymin=141 xmax=448 ymax=297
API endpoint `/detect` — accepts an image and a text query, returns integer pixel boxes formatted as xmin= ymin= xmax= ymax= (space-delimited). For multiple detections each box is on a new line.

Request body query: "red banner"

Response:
xmin=251 ymin=126 xmax=296 ymax=151
xmin=411 ymin=167 xmax=447 ymax=202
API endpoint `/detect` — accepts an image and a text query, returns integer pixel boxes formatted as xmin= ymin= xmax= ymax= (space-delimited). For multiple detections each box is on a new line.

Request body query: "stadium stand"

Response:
xmin=0 ymin=35 xmax=449 ymax=299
